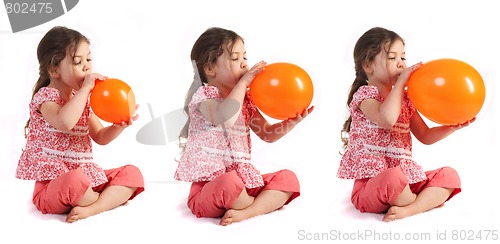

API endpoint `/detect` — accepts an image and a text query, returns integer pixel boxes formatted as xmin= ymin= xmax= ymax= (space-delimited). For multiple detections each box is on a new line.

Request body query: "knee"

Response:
xmin=439 ymin=166 xmax=459 ymax=178
xmin=276 ymin=169 xmax=299 ymax=185
xmin=64 ymin=168 xmax=90 ymax=188
xmin=121 ymin=165 xmax=144 ymax=182
xmin=379 ymin=167 xmax=407 ymax=190
xmin=366 ymin=167 xmax=407 ymax=205
xmin=213 ymin=171 xmax=242 ymax=191
xmin=266 ymin=169 xmax=300 ymax=198
xmin=437 ymin=166 xmax=461 ymax=184
xmin=188 ymin=172 xmax=244 ymax=218
xmin=34 ymin=169 xmax=90 ymax=213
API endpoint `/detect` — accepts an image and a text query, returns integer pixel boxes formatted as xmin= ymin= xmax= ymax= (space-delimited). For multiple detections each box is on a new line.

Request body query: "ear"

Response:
xmin=362 ymin=60 xmax=373 ymax=75
xmin=47 ymin=66 xmax=60 ymax=78
xmin=203 ymin=63 xmax=216 ymax=78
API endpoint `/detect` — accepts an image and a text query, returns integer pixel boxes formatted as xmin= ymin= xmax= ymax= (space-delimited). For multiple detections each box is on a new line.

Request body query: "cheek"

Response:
xmin=383 ymin=62 xmax=394 ymax=72
xmin=231 ymin=63 xmax=245 ymax=74
xmin=75 ymin=65 xmax=87 ymax=74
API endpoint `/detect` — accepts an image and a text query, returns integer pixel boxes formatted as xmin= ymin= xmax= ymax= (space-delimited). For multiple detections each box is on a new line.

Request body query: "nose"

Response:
xmin=241 ymin=59 xmax=248 ymax=70
xmin=83 ymin=60 xmax=91 ymax=72
xmin=396 ymin=58 xmax=405 ymax=69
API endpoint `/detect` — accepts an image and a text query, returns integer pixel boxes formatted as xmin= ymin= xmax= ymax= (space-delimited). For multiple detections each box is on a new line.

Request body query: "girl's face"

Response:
xmin=212 ymin=38 xmax=248 ymax=89
xmin=370 ymin=39 xmax=406 ymax=86
xmin=56 ymin=41 xmax=92 ymax=90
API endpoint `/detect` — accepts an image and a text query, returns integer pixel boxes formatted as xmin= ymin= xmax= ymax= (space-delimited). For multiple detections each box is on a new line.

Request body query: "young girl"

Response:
xmin=174 ymin=27 xmax=314 ymax=226
xmin=338 ymin=27 xmax=474 ymax=222
xmin=16 ymin=26 xmax=145 ymax=223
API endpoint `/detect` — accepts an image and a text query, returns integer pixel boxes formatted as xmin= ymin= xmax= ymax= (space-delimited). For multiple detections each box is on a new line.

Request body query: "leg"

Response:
xmin=392 ymin=184 xmax=416 ymax=207
xmin=383 ymin=167 xmax=460 ymax=222
xmin=187 ymin=171 xmax=247 ymax=219
xmin=66 ymin=185 xmax=137 ymax=223
xmin=230 ymin=187 xmax=255 ymax=210
xmin=351 ymin=166 xmax=408 ymax=213
xmin=66 ymin=165 xmax=144 ymax=223
xmin=76 ymin=185 xmax=99 ymax=207
xmin=383 ymin=187 xmax=453 ymax=222
xmin=32 ymin=168 xmax=91 ymax=215
xmin=220 ymin=189 xmax=292 ymax=226
xmin=220 ymin=169 xmax=300 ymax=226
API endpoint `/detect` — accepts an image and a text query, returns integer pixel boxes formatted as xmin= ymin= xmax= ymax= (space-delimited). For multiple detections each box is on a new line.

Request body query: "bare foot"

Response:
xmin=65 ymin=206 xmax=94 ymax=223
xmin=383 ymin=201 xmax=446 ymax=222
xmin=382 ymin=206 xmax=413 ymax=222
xmin=219 ymin=210 xmax=234 ymax=226
xmin=219 ymin=209 xmax=250 ymax=226
xmin=66 ymin=198 xmax=131 ymax=223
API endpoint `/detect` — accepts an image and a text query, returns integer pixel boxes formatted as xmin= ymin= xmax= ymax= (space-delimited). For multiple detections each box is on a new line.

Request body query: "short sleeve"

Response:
xmin=186 ymin=86 xmax=219 ymax=122
xmin=350 ymin=85 xmax=382 ymax=111
xmin=32 ymin=87 xmax=62 ymax=111
xmin=190 ymin=86 xmax=221 ymax=105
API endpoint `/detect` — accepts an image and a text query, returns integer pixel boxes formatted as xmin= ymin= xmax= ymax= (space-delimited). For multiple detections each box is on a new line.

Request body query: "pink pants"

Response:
xmin=32 ymin=165 xmax=145 ymax=214
xmin=351 ymin=166 xmax=461 ymax=213
xmin=187 ymin=169 xmax=300 ymax=218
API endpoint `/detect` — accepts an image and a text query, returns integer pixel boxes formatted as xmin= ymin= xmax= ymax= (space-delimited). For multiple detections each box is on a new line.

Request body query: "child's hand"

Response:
xmin=448 ymin=117 xmax=476 ymax=129
xmin=240 ymin=61 xmax=267 ymax=87
xmin=112 ymin=104 xmax=140 ymax=128
xmin=396 ymin=62 xmax=422 ymax=87
xmin=82 ymin=73 xmax=108 ymax=91
xmin=287 ymin=105 xmax=315 ymax=125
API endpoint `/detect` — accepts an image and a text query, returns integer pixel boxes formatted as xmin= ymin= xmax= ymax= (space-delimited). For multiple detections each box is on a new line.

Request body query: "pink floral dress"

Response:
xmin=16 ymin=87 xmax=108 ymax=187
xmin=337 ymin=85 xmax=427 ymax=184
xmin=174 ymin=86 xmax=264 ymax=188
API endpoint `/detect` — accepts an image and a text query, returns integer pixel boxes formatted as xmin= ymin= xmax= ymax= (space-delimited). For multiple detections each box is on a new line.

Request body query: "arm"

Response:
xmin=360 ymin=95 xmax=402 ymax=129
xmin=40 ymin=74 xmax=105 ymax=132
xmin=250 ymin=106 xmax=314 ymax=143
xmin=360 ymin=63 xmax=422 ymax=129
xmin=410 ymin=111 xmax=475 ymax=145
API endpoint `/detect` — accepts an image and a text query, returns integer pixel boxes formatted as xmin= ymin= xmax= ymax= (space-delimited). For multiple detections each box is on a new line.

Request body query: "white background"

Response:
xmin=1 ymin=0 xmax=498 ymax=243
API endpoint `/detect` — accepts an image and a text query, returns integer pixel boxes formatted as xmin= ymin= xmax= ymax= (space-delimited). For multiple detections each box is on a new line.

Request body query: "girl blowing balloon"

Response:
xmin=175 ymin=27 xmax=314 ymax=226
xmin=338 ymin=27 xmax=474 ymax=222
xmin=16 ymin=26 xmax=144 ymax=223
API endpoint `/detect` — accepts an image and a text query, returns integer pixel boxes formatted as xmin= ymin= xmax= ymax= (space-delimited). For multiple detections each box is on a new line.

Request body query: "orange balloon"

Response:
xmin=407 ymin=59 xmax=485 ymax=125
xmin=90 ymin=78 xmax=136 ymax=124
xmin=249 ymin=62 xmax=313 ymax=120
